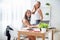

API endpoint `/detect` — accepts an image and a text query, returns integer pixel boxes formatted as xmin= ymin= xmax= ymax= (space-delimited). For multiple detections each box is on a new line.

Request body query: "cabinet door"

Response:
xmin=41 ymin=6 xmax=51 ymax=21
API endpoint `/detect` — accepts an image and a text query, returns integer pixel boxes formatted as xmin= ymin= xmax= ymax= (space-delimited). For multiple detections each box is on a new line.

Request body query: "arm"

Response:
xmin=22 ymin=19 xmax=31 ymax=27
xmin=38 ymin=9 xmax=43 ymax=21
xmin=22 ymin=19 xmax=38 ymax=28
xmin=32 ymin=7 xmax=36 ymax=14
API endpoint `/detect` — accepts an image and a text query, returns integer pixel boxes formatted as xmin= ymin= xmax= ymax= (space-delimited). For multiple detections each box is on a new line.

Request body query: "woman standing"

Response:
xmin=31 ymin=1 xmax=43 ymax=25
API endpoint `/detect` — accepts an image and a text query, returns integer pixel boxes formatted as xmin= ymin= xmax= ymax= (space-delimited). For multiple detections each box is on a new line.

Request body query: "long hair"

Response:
xmin=34 ymin=1 xmax=41 ymax=9
xmin=37 ymin=1 xmax=41 ymax=8
xmin=24 ymin=10 xmax=31 ymax=21
xmin=33 ymin=1 xmax=41 ymax=14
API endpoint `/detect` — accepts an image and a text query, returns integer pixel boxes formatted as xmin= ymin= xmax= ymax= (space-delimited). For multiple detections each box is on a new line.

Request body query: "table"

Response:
xmin=17 ymin=29 xmax=55 ymax=40
xmin=17 ymin=30 xmax=45 ymax=40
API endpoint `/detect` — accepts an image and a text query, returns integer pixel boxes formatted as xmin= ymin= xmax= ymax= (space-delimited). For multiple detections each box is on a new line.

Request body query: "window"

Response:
xmin=1 ymin=0 xmax=32 ymax=31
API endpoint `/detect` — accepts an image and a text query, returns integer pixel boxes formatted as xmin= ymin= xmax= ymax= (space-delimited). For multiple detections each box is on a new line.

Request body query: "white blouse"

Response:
xmin=31 ymin=9 xmax=40 ymax=24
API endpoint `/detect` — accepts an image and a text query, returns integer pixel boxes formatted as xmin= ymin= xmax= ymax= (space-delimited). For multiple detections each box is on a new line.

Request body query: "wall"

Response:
xmin=37 ymin=0 xmax=60 ymax=29
xmin=0 ymin=0 xmax=31 ymax=40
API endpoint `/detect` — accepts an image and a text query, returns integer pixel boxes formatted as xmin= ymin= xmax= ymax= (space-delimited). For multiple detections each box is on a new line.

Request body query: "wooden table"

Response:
xmin=17 ymin=29 xmax=56 ymax=40
xmin=17 ymin=30 xmax=45 ymax=40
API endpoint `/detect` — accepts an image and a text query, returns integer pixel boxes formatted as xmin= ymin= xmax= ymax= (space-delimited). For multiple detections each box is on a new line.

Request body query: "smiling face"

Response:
xmin=35 ymin=1 xmax=41 ymax=9
xmin=26 ymin=10 xmax=31 ymax=18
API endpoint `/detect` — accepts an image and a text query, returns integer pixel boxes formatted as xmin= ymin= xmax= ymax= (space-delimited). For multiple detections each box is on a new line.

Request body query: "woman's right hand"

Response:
xmin=32 ymin=7 xmax=36 ymax=14
xmin=29 ymin=25 xmax=38 ymax=28
xmin=32 ymin=8 xmax=35 ymax=12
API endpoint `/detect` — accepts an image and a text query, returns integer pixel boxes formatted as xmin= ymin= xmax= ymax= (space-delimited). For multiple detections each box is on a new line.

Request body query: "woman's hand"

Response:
xmin=40 ymin=18 xmax=43 ymax=21
xmin=38 ymin=9 xmax=43 ymax=21
xmin=32 ymin=8 xmax=35 ymax=12
xmin=29 ymin=25 xmax=38 ymax=28
xmin=32 ymin=7 xmax=36 ymax=14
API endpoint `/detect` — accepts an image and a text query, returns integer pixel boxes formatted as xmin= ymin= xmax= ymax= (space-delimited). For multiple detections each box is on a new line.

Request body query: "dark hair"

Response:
xmin=24 ymin=10 xmax=31 ymax=21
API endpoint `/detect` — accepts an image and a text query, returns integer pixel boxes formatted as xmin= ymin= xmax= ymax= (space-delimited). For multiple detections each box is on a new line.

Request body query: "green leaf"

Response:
xmin=38 ymin=22 xmax=48 ymax=28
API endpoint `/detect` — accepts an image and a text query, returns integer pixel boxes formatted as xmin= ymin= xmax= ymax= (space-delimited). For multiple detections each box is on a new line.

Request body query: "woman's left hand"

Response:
xmin=30 ymin=25 xmax=38 ymax=28
xmin=40 ymin=18 xmax=43 ymax=21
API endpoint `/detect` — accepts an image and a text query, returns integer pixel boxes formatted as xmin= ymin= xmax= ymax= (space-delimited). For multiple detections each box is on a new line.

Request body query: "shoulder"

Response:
xmin=22 ymin=18 xmax=27 ymax=22
xmin=38 ymin=8 xmax=41 ymax=12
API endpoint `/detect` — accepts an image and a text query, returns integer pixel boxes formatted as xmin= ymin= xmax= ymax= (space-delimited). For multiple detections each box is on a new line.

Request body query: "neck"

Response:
xmin=35 ymin=8 xmax=39 ymax=11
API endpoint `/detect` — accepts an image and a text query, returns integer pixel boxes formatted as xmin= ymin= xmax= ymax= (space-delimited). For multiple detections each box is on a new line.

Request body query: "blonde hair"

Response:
xmin=34 ymin=1 xmax=41 ymax=10
xmin=37 ymin=1 xmax=41 ymax=5
xmin=34 ymin=1 xmax=41 ymax=6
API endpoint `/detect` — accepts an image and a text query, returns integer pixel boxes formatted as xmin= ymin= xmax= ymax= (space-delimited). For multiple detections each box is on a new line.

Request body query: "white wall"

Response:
xmin=37 ymin=0 xmax=60 ymax=29
xmin=0 ymin=0 xmax=32 ymax=40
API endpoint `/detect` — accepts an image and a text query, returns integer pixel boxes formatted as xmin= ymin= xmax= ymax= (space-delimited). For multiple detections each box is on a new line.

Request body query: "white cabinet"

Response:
xmin=41 ymin=6 xmax=51 ymax=27
xmin=41 ymin=6 xmax=51 ymax=21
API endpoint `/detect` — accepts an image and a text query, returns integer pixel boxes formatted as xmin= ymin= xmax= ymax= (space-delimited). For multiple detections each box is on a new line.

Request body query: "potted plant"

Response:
xmin=46 ymin=3 xmax=50 ymax=6
xmin=38 ymin=23 xmax=48 ymax=32
xmin=45 ymin=13 xmax=49 ymax=15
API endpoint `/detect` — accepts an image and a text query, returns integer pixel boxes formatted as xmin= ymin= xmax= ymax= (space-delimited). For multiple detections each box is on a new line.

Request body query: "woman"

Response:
xmin=22 ymin=10 xmax=36 ymax=40
xmin=31 ymin=1 xmax=43 ymax=25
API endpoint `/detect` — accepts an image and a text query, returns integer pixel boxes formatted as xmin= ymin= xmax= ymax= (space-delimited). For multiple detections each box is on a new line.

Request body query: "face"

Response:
xmin=26 ymin=11 xmax=31 ymax=18
xmin=35 ymin=2 xmax=40 ymax=9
